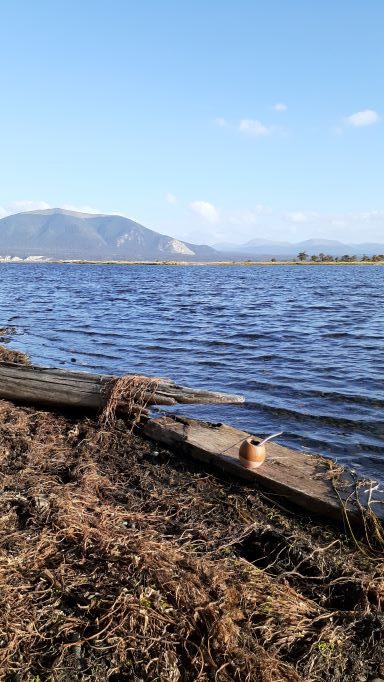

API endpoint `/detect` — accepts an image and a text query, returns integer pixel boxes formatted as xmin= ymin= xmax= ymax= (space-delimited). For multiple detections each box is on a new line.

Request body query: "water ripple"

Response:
xmin=1 ymin=263 xmax=383 ymax=478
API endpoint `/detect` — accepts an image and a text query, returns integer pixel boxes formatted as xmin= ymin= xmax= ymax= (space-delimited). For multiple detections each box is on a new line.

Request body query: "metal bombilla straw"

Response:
xmin=257 ymin=431 xmax=283 ymax=447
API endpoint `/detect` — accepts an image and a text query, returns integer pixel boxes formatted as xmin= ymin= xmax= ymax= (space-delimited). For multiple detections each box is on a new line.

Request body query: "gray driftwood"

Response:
xmin=144 ymin=415 xmax=384 ymax=527
xmin=0 ymin=362 xmax=244 ymax=409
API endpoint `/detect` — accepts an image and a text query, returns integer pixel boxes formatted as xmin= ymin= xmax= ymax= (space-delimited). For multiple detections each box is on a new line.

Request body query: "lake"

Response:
xmin=1 ymin=263 xmax=383 ymax=479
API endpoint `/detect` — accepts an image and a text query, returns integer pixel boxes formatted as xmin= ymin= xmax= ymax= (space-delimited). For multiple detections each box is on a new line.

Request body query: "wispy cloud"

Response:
xmin=0 ymin=200 xmax=51 ymax=218
xmin=213 ymin=117 xmax=228 ymax=128
xmin=239 ymin=119 xmax=270 ymax=136
xmin=345 ymin=109 xmax=379 ymax=127
xmin=62 ymin=204 xmax=102 ymax=214
xmin=200 ymin=207 xmax=384 ymax=244
xmin=0 ymin=201 xmax=105 ymax=219
xmin=215 ymin=117 xmax=279 ymax=137
xmin=228 ymin=205 xmax=272 ymax=225
xmin=273 ymin=103 xmax=287 ymax=112
xmin=165 ymin=192 xmax=177 ymax=205
xmin=189 ymin=200 xmax=220 ymax=224
xmin=285 ymin=211 xmax=317 ymax=224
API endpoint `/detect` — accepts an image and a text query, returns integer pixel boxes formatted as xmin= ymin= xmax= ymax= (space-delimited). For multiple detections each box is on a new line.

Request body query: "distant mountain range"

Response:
xmin=213 ymin=238 xmax=384 ymax=258
xmin=0 ymin=209 xmax=217 ymax=260
xmin=1 ymin=209 xmax=383 ymax=261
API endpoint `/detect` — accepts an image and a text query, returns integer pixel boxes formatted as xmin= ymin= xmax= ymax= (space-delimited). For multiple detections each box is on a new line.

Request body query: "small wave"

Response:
xmin=3 ymin=263 xmax=384 ymax=479
xmin=245 ymin=400 xmax=384 ymax=432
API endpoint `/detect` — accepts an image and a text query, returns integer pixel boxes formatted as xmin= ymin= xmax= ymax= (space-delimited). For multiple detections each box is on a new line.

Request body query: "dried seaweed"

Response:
xmin=0 ymin=328 xmax=30 ymax=365
xmin=0 ymin=398 xmax=383 ymax=681
xmin=100 ymin=374 xmax=159 ymax=430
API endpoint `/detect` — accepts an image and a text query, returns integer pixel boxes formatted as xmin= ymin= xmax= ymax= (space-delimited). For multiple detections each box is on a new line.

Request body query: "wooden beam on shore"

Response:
xmin=0 ymin=362 xmax=244 ymax=410
xmin=144 ymin=414 xmax=384 ymax=527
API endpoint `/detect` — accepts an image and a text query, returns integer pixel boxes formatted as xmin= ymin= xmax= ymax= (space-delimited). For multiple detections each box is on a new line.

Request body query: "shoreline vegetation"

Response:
xmin=0 ymin=341 xmax=383 ymax=680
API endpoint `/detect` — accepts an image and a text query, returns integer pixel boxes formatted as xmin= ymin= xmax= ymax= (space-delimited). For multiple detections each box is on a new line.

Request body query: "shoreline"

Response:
xmin=1 ymin=259 xmax=384 ymax=266
xmin=0 ymin=353 xmax=382 ymax=526
xmin=0 ymin=346 xmax=383 ymax=680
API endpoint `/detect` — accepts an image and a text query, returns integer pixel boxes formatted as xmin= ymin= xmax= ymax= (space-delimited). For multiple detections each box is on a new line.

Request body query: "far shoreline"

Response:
xmin=1 ymin=259 xmax=384 ymax=266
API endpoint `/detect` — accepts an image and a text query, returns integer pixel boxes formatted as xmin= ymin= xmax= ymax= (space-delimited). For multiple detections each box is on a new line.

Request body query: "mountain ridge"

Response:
xmin=2 ymin=209 xmax=383 ymax=260
xmin=213 ymin=237 xmax=384 ymax=257
xmin=0 ymin=208 xmax=217 ymax=260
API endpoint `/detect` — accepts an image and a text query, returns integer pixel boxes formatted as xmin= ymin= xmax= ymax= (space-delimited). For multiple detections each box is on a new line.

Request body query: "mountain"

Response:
xmin=213 ymin=238 xmax=384 ymax=258
xmin=0 ymin=209 xmax=217 ymax=260
xmin=2 ymin=210 xmax=383 ymax=261
xmin=244 ymin=238 xmax=293 ymax=247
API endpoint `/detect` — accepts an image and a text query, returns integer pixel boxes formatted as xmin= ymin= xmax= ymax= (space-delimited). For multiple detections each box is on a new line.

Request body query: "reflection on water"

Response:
xmin=1 ymin=263 xmax=383 ymax=478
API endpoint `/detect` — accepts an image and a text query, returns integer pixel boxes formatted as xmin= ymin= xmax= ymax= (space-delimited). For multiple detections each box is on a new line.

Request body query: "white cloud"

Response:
xmin=62 ymin=204 xmax=102 ymax=214
xmin=165 ymin=192 xmax=177 ymax=205
xmin=214 ymin=117 xmax=228 ymax=127
xmin=273 ymin=103 xmax=287 ymax=112
xmin=353 ymin=209 xmax=384 ymax=221
xmin=228 ymin=205 xmax=272 ymax=225
xmin=0 ymin=200 xmax=51 ymax=218
xmin=189 ymin=200 xmax=220 ymax=224
xmin=330 ymin=219 xmax=347 ymax=227
xmin=345 ymin=109 xmax=379 ymax=127
xmin=279 ymin=209 xmax=384 ymax=242
xmin=239 ymin=119 xmax=270 ymax=136
xmin=174 ymin=206 xmax=384 ymax=244
xmin=285 ymin=211 xmax=309 ymax=224
xmin=0 ymin=200 xmax=106 ymax=219
xmin=214 ymin=117 xmax=279 ymax=137
xmin=285 ymin=211 xmax=316 ymax=224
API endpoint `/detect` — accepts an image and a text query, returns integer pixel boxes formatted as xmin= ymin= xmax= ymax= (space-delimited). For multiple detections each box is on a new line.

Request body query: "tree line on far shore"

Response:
xmin=295 ymin=252 xmax=384 ymax=262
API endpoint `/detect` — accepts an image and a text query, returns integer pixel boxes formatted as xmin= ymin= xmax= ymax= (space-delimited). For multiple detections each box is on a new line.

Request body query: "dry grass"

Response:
xmin=0 ymin=396 xmax=383 ymax=681
xmin=0 ymin=328 xmax=30 ymax=365
xmin=0 ymin=346 xmax=30 ymax=364
xmin=100 ymin=375 xmax=159 ymax=430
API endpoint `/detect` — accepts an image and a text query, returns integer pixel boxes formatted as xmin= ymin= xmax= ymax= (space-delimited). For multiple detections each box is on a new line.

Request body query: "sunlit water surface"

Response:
xmin=1 ymin=264 xmax=383 ymax=479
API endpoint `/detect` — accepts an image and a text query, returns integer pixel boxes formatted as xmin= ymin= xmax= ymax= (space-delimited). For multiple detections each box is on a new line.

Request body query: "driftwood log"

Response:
xmin=144 ymin=414 xmax=384 ymax=527
xmin=0 ymin=362 xmax=244 ymax=410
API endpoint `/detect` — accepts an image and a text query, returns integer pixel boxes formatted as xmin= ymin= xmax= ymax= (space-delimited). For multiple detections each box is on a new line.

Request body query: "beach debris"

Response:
xmin=0 ymin=362 xmax=245 ymax=411
xmin=0 ymin=399 xmax=383 ymax=679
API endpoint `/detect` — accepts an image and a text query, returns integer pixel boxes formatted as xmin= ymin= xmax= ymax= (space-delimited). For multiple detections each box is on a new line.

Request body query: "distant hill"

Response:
xmin=213 ymin=237 xmax=384 ymax=258
xmin=0 ymin=209 xmax=217 ymax=261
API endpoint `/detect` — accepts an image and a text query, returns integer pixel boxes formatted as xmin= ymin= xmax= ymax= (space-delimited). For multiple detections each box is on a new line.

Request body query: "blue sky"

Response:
xmin=1 ymin=0 xmax=384 ymax=244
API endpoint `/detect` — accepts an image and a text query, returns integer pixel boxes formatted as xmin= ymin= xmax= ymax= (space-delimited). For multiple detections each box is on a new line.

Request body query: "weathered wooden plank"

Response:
xmin=0 ymin=362 xmax=244 ymax=409
xmin=144 ymin=415 xmax=384 ymax=526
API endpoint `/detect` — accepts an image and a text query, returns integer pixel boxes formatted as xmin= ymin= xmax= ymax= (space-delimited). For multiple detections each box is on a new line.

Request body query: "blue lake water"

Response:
xmin=1 ymin=263 xmax=383 ymax=479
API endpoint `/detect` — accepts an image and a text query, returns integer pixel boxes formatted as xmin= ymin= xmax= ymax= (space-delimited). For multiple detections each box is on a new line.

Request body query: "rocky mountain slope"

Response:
xmin=0 ymin=209 xmax=217 ymax=260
